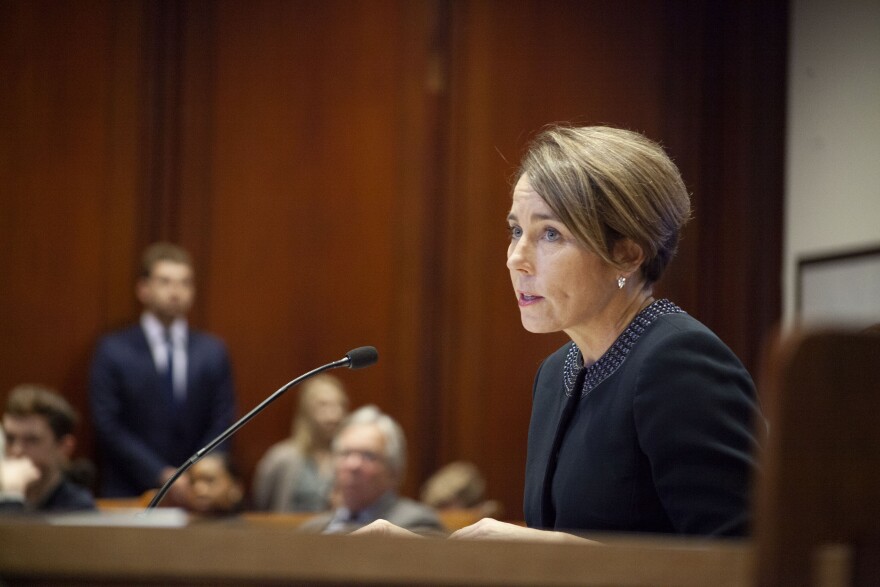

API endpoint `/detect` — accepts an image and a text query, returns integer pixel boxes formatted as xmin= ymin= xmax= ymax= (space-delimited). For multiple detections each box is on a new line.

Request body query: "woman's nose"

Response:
xmin=507 ymin=238 xmax=532 ymax=272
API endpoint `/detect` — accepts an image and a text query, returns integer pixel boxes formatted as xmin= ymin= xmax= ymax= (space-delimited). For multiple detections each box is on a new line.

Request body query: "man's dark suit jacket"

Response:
xmin=89 ymin=324 xmax=236 ymax=497
xmin=0 ymin=477 xmax=95 ymax=513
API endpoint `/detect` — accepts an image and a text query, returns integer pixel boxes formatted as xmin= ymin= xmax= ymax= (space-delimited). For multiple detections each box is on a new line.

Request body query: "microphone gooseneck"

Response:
xmin=146 ymin=346 xmax=379 ymax=510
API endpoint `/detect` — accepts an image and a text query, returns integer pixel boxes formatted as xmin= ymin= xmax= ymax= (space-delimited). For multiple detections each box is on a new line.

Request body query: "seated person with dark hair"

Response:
xmin=1 ymin=385 xmax=95 ymax=512
xmin=299 ymin=405 xmax=445 ymax=536
xmin=185 ymin=452 xmax=245 ymax=517
xmin=0 ymin=426 xmax=40 ymax=511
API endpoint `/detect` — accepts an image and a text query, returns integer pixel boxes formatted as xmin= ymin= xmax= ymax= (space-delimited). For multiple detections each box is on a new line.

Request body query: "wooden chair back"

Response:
xmin=754 ymin=329 xmax=880 ymax=587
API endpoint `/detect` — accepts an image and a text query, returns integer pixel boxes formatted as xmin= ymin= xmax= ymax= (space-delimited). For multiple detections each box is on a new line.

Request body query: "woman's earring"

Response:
xmin=617 ymin=276 xmax=626 ymax=289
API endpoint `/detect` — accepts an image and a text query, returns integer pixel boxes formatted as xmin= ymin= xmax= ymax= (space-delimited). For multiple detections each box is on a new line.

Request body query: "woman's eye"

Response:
xmin=545 ymin=228 xmax=560 ymax=241
xmin=509 ymin=225 xmax=523 ymax=239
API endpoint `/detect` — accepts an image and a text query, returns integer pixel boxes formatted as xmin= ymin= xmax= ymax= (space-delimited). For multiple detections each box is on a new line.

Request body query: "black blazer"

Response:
xmin=524 ymin=305 xmax=761 ymax=536
xmin=89 ymin=325 xmax=236 ymax=497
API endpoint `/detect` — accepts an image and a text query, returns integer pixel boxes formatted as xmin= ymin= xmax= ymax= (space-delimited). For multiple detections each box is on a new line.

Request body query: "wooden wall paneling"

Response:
xmin=385 ymin=0 xmax=451 ymax=488
xmin=715 ymin=1 xmax=786 ymax=373
xmin=173 ymin=0 xmax=218 ymax=329
xmin=652 ymin=1 xmax=710 ymax=313
xmin=0 ymin=1 xmax=145 ymax=464
xmin=100 ymin=1 xmax=150 ymax=334
xmin=202 ymin=0 xmax=344 ymax=488
xmin=442 ymin=0 xmax=670 ymax=518
xmin=661 ymin=2 xmax=786 ymax=375
xmin=84 ymin=0 xmax=152 ymax=464
xmin=202 ymin=0 xmax=442 ymax=498
xmin=138 ymin=0 xmax=184 ymax=247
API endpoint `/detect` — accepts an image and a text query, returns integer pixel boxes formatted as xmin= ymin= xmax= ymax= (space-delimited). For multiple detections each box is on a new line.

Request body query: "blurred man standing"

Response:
xmin=90 ymin=243 xmax=236 ymax=503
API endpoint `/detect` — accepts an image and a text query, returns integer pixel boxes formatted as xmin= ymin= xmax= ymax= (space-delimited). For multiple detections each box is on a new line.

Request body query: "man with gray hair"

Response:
xmin=299 ymin=405 xmax=445 ymax=535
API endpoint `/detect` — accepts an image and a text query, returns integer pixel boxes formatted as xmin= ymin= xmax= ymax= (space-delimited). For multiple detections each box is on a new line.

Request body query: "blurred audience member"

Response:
xmin=1 ymin=424 xmax=40 ymax=511
xmin=90 ymin=242 xmax=236 ymax=503
xmin=186 ymin=452 xmax=245 ymax=516
xmin=420 ymin=461 xmax=501 ymax=517
xmin=299 ymin=405 xmax=445 ymax=535
xmin=66 ymin=457 xmax=98 ymax=494
xmin=2 ymin=385 xmax=95 ymax=511
xmin=252 ymin=374 xmax=348 ymax=512
xmin=0 ymin=456 xmax=41 ymax=511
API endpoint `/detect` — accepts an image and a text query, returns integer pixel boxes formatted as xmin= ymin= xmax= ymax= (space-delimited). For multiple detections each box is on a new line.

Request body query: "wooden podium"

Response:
xmin=0 ymin=516 xmax=753 ymax=587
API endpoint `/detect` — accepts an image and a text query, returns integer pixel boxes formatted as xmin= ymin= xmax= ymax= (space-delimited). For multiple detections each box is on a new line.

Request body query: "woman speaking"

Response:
xmin=362 ymin=125 xmax=762 ymax=542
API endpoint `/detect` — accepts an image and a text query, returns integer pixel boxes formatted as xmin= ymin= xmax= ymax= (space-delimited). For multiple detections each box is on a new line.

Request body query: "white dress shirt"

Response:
xmin=141 ymin=313 xmax=188 ymax=403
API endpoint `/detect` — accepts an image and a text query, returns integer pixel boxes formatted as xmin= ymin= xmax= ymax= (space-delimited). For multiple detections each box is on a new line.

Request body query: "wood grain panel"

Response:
xmin=0 ymin=0 xmax=146 ymax=461
xmin=200 ymin=0 xmax=442 ymax=498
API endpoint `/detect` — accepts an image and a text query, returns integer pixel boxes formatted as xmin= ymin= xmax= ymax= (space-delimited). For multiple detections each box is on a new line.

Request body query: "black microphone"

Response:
xmin=344 ymin=345 xmax=379 ymax=370
xmin=146 ymin=346 xmax=379 ymax=510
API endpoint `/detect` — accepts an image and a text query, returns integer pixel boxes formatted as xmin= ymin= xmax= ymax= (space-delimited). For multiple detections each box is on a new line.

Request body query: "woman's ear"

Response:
xmin=612 ymin=238 xmax=645 ymax=275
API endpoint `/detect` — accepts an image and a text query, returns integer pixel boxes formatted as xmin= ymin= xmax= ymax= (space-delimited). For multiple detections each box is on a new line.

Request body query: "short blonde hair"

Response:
xmin=518 ymin=125 xmax=691 ymax=285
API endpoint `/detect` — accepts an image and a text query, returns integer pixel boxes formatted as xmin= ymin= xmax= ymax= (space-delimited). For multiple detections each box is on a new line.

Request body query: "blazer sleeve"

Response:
xmin=632 ymin=324 xmax=761 ymax=536
xmin=192 ymin=337 xmax=236 ymax=452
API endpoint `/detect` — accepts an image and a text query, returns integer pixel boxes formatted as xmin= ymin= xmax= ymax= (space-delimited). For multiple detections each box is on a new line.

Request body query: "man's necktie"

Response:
xmin=164 ymin=329 xmax=176 ymax=407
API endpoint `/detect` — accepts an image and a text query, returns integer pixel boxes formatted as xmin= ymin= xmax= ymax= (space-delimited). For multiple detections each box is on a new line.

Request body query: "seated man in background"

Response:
xmin=1 ymin=385 xmax=95 ymax=511
xmin=186 ymin=452 xmax=245 ymax=517
xmin=89 ymin=242 xmax=236 ymax=503
xmin=0 ymin=423 xmax=39 ymax=511
xmin=299 ymin=405 xmax=445 ymax=535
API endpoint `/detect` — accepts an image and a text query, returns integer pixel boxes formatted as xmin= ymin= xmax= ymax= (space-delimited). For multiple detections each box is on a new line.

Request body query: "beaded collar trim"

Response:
xmin=562 ymin=299 xmax=684 ymax=397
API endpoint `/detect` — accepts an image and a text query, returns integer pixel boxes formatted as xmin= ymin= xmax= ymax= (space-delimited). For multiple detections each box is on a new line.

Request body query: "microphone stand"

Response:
xmin=146 ymin=357 xmax=350 ymax=510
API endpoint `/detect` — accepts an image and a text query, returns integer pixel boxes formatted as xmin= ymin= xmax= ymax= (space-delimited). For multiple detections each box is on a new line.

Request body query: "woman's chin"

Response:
xmin=520 ymin=315 xmax=557 ymax=334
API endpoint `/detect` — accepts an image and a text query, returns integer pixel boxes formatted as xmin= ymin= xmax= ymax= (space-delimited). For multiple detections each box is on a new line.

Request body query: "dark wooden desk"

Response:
xmin=0 ymin=517 xmax=755 ymax=587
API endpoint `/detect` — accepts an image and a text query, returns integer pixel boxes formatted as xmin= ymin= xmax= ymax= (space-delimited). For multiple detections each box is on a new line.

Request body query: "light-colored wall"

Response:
xmin=784 ymin=0 xmax=880 ymax=324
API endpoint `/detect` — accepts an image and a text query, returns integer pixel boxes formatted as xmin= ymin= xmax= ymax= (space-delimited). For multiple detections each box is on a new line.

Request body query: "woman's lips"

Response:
xmin=518 ymin=292 xmax=543 ymax=307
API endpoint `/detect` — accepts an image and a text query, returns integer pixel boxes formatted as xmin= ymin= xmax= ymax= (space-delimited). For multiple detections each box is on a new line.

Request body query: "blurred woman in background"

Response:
xmin=252 ymin=374 xmax=349 ymax=512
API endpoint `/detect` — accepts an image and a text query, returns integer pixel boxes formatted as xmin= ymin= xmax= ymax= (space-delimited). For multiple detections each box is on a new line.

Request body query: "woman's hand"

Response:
xmin=351 ymin=519 xmax=423 ymax=538
xmin=450 ymin=518 xmax=597 ymax=544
